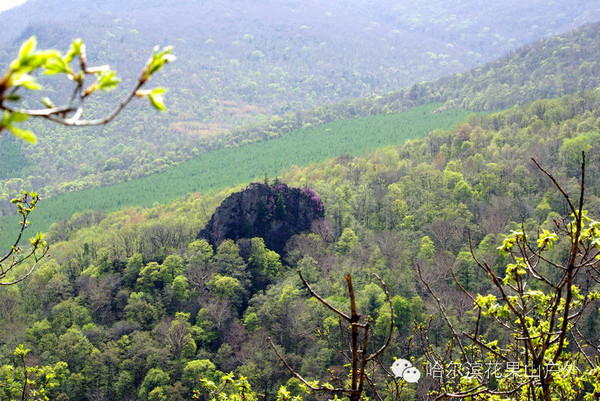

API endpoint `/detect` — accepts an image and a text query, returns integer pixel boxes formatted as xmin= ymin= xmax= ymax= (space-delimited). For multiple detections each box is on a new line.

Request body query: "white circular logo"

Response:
xmin=391 ymin=358 xmax=421 ymax=383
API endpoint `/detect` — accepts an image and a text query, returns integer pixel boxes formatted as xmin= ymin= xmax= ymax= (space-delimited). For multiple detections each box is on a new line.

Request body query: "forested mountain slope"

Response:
xmin=226 ymin=21 xmax=600 ymax=149
xmin=1 ymin=91 xmax=599 ymax=400
xmin=0 ymin=104 xmax=471 ymax=245
xmin=280 ymin=20 xmax=600 ymax=143
xmin=396 ymin=21 xmax=600 ymax=111
xmin=1 ymin=0 xmax=599 ymax=202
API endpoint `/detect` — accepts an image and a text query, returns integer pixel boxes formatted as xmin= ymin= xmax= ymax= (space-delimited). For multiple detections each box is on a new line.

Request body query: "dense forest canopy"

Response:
xmin=1 ymin=2 xmax=600 ymax=400
xmin=3 ymin=17 xmax=600 ymax=246
xmin=2 ymin=91 xmax=600 ymax=399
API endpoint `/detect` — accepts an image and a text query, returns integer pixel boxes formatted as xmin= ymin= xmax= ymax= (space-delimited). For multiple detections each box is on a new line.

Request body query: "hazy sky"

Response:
xmin=0 ymin=0 xmax=27 ymax=13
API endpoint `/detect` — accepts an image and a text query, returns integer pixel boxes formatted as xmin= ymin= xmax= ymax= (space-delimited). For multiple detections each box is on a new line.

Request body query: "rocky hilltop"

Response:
xmin=198 ymin=183 xmax=324 ymax=255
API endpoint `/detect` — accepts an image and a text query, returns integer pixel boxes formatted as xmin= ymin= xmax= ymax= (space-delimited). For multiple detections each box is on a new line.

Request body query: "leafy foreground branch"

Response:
xmin=0 ymin=191 xmax=47 ymax=285
xmin=197 ymin=372 xmax=304 ymax=401
xmin=0 ymin=36 xmax=174 ymax=143
xmin=417 ymin=152 xmax=600 ymax=401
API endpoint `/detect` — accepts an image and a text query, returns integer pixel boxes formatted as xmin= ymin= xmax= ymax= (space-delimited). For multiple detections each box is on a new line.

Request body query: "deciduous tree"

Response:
xmin=417 ymin=153 xmax=600 ymax=400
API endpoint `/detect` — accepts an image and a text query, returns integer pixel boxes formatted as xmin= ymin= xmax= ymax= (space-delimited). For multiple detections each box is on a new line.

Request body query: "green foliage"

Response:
xmin=4 ymin=91 xmax=600 ymax=400
xmin=172 ymin=274 xmax=190 ymax=300
xmin=416 ymin=153 xmax=600 ymax=400
xmin=559 ymin=131 xmax=600 ymax=174
xmin=0 ymin=191 xmax=47 ymax=286
xmin=124 ymin=252 xmax=144 ymax=287
xmin=207 ymin=275 xmax=243 ymax=309
xmin=418 ymin=235 xmax=435 ymax=260
xmin=51 ymin=299 xmax=92 ymax=331
xmin=54 ymin=328 xmax=95 ymax=372
xmin=198 ymin=373 xmax=304 ymax=401
xmin=187 ymin=240 xmax=214 ymax=268
xmin=212 ymin=240 xmax=246 ymax=280
xmin=336 ymin=227 xmax=359 ymax=255
xmin=124 ymin=294 xmax=159 ymax=329
xmin=183 ymin=359 xmax=218 ymax=390
xmin=242 ymin=312 xmax=260 ymax=332
xmin=140 ymin=46 xmax=176 ymax=82
xmin=114 ymin=371 xmax=136 ymax=400
xmin=163 ymin=254 xmax=185 ymax=278
xmin=0 ymin=111 xmax=35 ymax=144
xmin=358 ymin=282 xmax=385 ymax=317
xmin=136 ymin=261 xmax=172 ymax=292
xmin=440 ymin=213 xmax=600 ymax=398
xmin=0 ymin=345 xmax=69 ymax=401
xmin=139 ymin=368 xmax=170 ymax=400
xmin=166 ymin=312 xmax=197 ymax=359
xmin=0 ymin=37 xmax=173 ymax=143
xmin=0 ymin=103 xmax=469 ymax=246
xmin=247 ymin=237 xmax=283 ymax=288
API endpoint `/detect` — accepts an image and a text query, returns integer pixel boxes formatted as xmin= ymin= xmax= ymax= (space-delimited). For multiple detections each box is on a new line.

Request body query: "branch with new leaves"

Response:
xmin=0 ymin=36 xmax=175 ymax=143
xmin=0 ymin=191 xmax=47 ymax=285
xmin=416 ymin=152 xmax=600 ymax=401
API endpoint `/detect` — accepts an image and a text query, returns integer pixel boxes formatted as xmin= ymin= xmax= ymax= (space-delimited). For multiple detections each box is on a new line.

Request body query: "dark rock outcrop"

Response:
xmin=198 ymin=183 xmax=324 ymax=255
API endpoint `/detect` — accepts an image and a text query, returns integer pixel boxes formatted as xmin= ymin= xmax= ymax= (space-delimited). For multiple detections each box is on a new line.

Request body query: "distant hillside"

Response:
xmin=1 ymin=0 xmax=599 ymax=203
xmin=223 ymin=22 xmax=600 ymax=146
xmin=406 ymin=21 xmax=600 ymax=111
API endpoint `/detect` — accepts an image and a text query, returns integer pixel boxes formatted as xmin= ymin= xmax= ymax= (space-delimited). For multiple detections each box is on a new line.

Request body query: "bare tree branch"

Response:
xmin=272 ymin=272 xmax=396 ymax=400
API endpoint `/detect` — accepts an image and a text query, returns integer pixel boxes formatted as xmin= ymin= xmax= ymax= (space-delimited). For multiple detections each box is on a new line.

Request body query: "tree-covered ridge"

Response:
xmin=315 ymin=20 xmax=600 ymax=130
xmin=230 ymin=20 xmax=600 ymax=147
xmin=1 ymin=91 xmax=600 ymax=399
xmin=1 ymin=0 xmax=600 ymax=202
xmin=408 ymin=21 xmax=600 ymax=111
xmin=0 ymin=103 xmax=470 ymax=245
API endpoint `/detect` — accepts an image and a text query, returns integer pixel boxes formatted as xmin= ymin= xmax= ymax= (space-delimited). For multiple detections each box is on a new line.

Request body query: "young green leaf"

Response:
xmin=97 ymin=70 xmax=120 ymax=91
xmin=9 ymin=112 xmax=29 ymax=123
xmin=64 ymin=39 xmax=83 ymax=64
xmin=142 ymin=46 xmax=175 ymax=81
xmin=6 ymin=124 xmax=37 ymax=144
xmin=16 ymin=36 xmax=37 ymax=65
xmin=41 ymin=97 xmax=55 ymax=108
xmin=10 ymin=73 xmax=42 ymax=90
xmin=44 ymin=55 xmax=71 ymax=75
xmin=148 ymin=88 xmax=167 ymax=110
